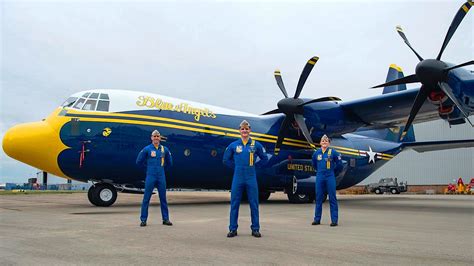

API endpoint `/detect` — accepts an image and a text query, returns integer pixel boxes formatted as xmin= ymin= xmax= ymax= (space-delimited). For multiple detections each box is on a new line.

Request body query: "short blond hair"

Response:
xmin=151 ymin=130 xmax=161 ymax=136
xmin=239 ymin=120 xmax=251 ymax=128
xmin=321 ymin=134 xmax=330 ymax=142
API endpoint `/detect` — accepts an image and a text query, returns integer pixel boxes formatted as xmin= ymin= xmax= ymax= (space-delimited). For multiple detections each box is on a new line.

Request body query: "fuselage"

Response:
xmin=2 ymin=89 xmax=403 ymax=193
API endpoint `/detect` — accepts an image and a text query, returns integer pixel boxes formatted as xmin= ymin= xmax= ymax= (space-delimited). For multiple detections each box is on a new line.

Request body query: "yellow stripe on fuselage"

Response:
xmin=63 ymin=109 xmax=394 ymax=159
xmin=65 ymin=108 xmax=323 ymax=146
xmin=66 ymin=109 xmax=366 ymax=154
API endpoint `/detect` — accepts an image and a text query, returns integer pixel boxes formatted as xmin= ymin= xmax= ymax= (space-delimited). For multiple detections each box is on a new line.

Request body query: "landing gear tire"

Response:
xmin=374 ymin=188 xmax=382 ymax=195
xmin=286 ymin=176 xmax=314 ymax=203
xmin=287 ymin=191 xmax=314 ymax=204
xmin=259 ymin=191 xmax=271 ymax=202
xmin=88 ymin=183 xmax=117 ymax=207
xmin=390 ymin=188 xmax=399 ymax=194
xmin=240 ymin=191 xmax=249 ymax=202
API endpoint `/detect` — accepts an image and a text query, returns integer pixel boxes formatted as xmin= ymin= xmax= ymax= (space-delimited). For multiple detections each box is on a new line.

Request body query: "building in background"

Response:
xmin=358 ymin=116 xmax=474 ymax=192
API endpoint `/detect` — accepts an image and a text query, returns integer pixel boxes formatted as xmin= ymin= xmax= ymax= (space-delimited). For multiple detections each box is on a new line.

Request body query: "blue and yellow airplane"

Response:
xmin=3 ymin=1 xmax=474 ymax=206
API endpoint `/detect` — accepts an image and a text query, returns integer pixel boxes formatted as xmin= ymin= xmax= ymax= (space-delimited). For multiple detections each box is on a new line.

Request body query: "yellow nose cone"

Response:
xmin=2 ymin=121 xmax=68 ymax=178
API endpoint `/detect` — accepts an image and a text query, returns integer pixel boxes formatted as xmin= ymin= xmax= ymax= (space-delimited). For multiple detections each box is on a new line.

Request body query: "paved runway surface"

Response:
xmin=1 ymin=192 xmax=473 ymax=265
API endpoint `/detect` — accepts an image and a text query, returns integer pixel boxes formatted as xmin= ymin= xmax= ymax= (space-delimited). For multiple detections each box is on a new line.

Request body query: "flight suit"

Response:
xmin=136 ymin=143 xmax=173 ymax=222
xmin=223 ymin=138 xmax=268 ymax=231
xmin=312 ymin=147 xmax=343 ymax=224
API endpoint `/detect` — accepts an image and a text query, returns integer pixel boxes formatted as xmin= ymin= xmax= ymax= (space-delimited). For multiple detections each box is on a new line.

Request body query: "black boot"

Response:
xmin=227 ymin=230 xmax=238 ymax=237
xmin=162 ymin=220 xmax=173 ymax=226
xmin=330 ymin=222 xmax=338 ymax=227
xmin=251 ymin=230 xmax=261 ymax=238
xmin=140 ymin=221 xmax=147 ymax=227
xmin=312 ymin=221 xmax=320 ymax=225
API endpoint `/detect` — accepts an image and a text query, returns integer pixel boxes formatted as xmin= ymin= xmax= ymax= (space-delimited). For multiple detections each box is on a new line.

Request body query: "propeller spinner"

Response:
xmin=264 ymin=56 xmax=341 ymax=154
xmin=372 ymin=0 xmax=474 ymax=140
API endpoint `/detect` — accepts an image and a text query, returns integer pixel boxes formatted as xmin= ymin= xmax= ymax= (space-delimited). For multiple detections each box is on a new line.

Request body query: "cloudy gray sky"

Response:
xmin=1 ymin=0 xmax=473 ymax=183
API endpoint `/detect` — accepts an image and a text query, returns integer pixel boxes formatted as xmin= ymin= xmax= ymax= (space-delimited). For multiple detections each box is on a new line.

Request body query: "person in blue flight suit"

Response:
xmin=311 ymin=134 xmax=343 ymax=227
xmin=136 ymin=130 xmax=173 ymax=227
xmin=223 ymin=120 xmax=268 ymax=238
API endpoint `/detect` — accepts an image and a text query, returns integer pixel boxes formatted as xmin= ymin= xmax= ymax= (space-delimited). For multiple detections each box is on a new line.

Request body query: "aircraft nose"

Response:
xmin=2 ymin=121 xmax=67 ymax=177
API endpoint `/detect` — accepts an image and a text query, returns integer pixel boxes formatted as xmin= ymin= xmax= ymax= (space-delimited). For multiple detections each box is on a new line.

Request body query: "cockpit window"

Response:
xmin=82 ymin=99 xmax=97 ymax=111
xmin=68 ymin=92 xmax=110 ymax=111
xmin=96 ymin=100 xmax=110 ymax=111
xmin=73 ymin=98 xmax=86 ymax=109
xmin=61 ymin=97 xmax=78 ymax=107
xmin=99 ymin=93 xmax=109 ymax=100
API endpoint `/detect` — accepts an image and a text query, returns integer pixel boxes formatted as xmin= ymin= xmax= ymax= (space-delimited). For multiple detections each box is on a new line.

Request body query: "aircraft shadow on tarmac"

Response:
xmin=69 ymin=196 xmax=473 ymax=215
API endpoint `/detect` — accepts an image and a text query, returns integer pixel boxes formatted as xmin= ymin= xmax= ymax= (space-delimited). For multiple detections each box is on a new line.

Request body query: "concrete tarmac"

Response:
xmin=0 ymin=192 xmax=473 ymax=265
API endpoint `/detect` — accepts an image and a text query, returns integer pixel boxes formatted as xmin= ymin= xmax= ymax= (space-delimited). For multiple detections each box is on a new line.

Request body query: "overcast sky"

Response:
xmin=1 ymin=0 xmax=473 ymax=183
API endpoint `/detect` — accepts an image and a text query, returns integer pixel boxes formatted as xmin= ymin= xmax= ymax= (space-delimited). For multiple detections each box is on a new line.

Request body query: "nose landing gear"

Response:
xmin=87 ymin=183 xmax=117 ymax=207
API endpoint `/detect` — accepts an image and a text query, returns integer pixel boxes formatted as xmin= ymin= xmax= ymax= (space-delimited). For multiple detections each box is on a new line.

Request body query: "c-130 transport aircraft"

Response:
xmin=3 ymin=1 xmax=474 ymax=206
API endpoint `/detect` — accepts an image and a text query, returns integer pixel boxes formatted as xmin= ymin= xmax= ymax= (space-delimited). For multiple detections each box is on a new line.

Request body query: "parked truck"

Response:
xmin=366 ymin=178 xmax=408 ymax=194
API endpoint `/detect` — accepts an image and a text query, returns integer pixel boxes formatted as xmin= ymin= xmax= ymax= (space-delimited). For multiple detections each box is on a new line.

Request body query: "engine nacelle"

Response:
xmin=438 ymin=104 xmax=465 ymax=125
xmin=428 ymin=91 xmax=448 ymax=105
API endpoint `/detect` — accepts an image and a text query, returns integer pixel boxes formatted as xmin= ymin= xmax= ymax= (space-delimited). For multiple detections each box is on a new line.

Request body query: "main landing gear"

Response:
xmin=286 ymin=177 xmax=315 ymax=204
xmin=88 ymin=183 xmax=117 ymax=207
xmin=287 ymin=191 xmax=315 ymax=203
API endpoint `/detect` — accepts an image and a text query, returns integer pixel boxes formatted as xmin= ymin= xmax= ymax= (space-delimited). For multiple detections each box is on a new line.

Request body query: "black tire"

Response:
xmin=374 ymin=188 xmax=382 ymax=194
xmin=259 ymin=191 xmax=271 ymax=202
xmin=87 ymin=185 xmax=98 ymax=205
xmin=88 ymin=183 xmax=117 ymax=207
xmin=390 ymin=188 xmax=399 ymax=194
xmin=240 ymin=191 xmax=249 ymax=202
xmin=287 ymin=192 xmax=314 ymax=204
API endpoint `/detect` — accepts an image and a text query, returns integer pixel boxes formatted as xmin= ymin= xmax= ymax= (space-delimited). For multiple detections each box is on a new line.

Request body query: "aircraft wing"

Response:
xmin=341 ymin=88 xmax=439 ymax=128
xmin=401 ymin=139 xmax=474 ymax=153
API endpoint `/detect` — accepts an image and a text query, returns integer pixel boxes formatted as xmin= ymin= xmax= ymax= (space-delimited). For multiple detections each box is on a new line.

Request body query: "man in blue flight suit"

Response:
xmin=136 ymin=130 xmax=173 ymax=227
xmin=311 ymin=134 xmax=343 ymax=227
xmin=223 ymin=120 xmax=268 ymax=238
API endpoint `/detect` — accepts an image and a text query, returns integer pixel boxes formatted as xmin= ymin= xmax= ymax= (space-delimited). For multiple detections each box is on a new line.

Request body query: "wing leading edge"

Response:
xmin=401 ymin=139 xmax=474 ymax=153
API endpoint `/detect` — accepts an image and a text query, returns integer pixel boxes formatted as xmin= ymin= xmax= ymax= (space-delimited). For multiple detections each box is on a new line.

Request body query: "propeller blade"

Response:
xmin=262 ymin=109 xmax=283 ymax=115
xmin=400 ymin=85 xmax=430 ymax=141
xmin=438 ymin=82 xmax=470 ymax=118
xmin=294 ymin=56 xmax=319 ymax=99
xmin=293 ymin=114 xmax=316 ymax=149
xmin=299 ymin=96 xmax=342 ymax=107
xmin=445 ymin=60 xmax=474 ymax=71
xmin=396 ymin=25 xmax=424 ymax=61
xmin=274 ymin=116 xmax=292 ymax=155
xmin=372 ymin=74 xmax=419 ymax=88
xmin=274 ymin=70 xmax=289 ymax=98
xmin=437 ymin=1 xmax=473 ymax=60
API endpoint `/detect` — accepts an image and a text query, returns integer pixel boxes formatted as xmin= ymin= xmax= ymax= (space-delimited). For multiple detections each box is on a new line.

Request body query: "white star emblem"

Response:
xmin=367 ymin=146 xmax=377 ymax=164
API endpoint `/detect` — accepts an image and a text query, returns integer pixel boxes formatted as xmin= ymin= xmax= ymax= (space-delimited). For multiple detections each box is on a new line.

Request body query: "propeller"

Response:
xmin=372 ymin=1 xmax=474 ymax=140
xmin=265 ymin=56 xmax=341 ymax=154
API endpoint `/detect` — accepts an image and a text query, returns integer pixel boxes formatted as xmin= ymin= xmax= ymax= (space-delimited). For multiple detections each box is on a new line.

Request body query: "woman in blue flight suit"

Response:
xmin=136 ymin=130 xmax=173 ymax=227
xmin=311 ymin=134 xmax=343 ymax=226
xmin=223 ymin=120 xmax=268 ymax=238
